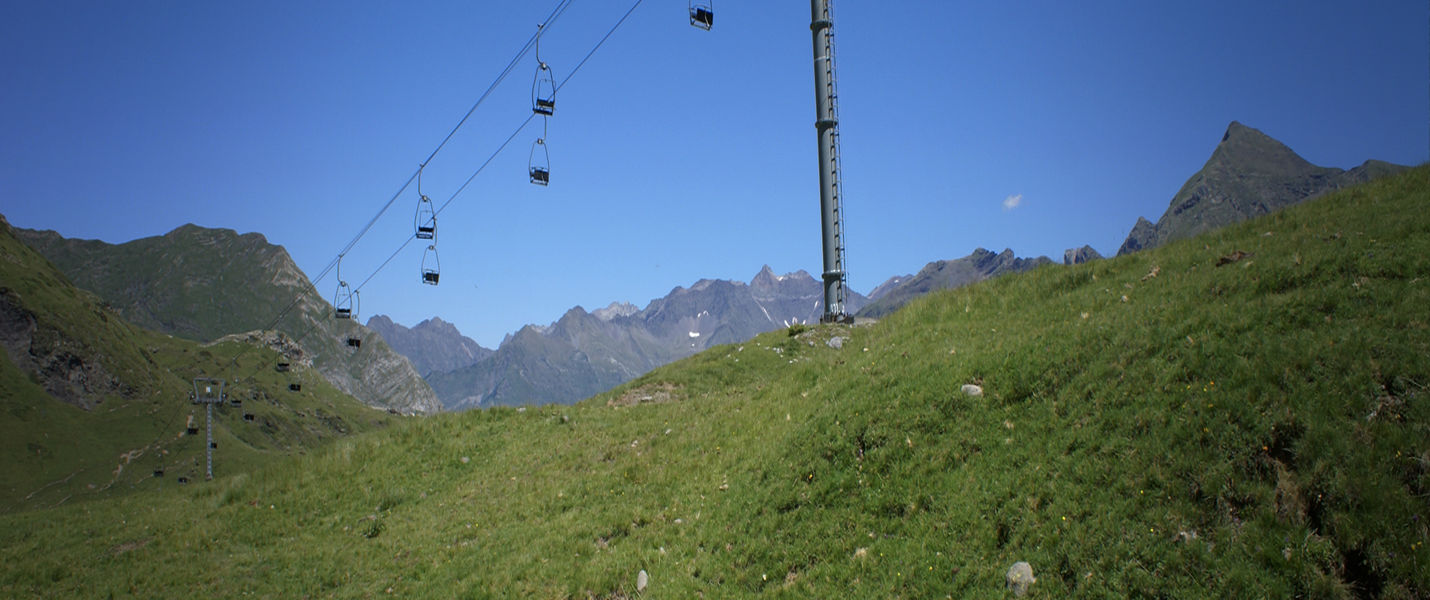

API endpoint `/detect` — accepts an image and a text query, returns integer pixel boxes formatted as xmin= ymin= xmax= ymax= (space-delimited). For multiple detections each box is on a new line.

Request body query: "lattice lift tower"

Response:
xmin=810 ymin=0 xmax=851 ymax=322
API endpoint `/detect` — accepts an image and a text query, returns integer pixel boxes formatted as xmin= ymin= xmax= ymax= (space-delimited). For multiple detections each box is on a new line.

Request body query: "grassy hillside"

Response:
xmin=0 ymin=218 xmax=397 ymax=513
xmin=2 ymin=167 xmax=1427 ymax=597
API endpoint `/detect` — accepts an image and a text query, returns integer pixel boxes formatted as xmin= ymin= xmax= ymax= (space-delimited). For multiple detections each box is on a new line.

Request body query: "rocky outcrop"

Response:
xmin=0 ymin=277 xmax=126 ymax=411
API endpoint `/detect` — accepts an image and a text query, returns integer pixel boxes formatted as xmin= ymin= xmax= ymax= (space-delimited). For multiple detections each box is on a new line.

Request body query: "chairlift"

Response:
xmin=529 ymin=138 xmax=550 ymax=186
xmin=347 ymin=337 xmax=362 ymax=349
xmin=289 ymin=383 xmax=302 ymax=392
xmin=689 ymin=1 xmax=713 ymax=30
xmin=421 ymin=245 xmax=440 ymax=286
xmin=532 ymin=24 xmax=556 ymax=115
xmin=415 ymin=165 xmax=437 ymax=240
xmin=177 ymin=476 xmax=189 ymax=485
xmin=229 ymin=397 xmax=242 ymax=407
xmin=275 ymin=362 xmax=290 ymax=372
xmin=334 ymin=282 xmax=354 ymax=319
xmin=153 ymin=468 xmax=164 ymax=478
xmin=186 ymin=426 xmax=199 ymax=436
xmin=334 ymin=261 xmax=355 ymax=320
xmin=243 ymin=413 xmax=255 ymax=422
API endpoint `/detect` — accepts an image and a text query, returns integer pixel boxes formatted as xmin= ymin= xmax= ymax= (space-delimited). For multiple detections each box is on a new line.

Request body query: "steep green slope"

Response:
xmin=15 ymin=224 xmax=442 ymax=414
xmin=0 ymin=217 xmax=396 ymax=513
xmin=16 ymin=225 xmax=299 ymax=342
xmin=1 ymin=167 xmax=1426 ymax=597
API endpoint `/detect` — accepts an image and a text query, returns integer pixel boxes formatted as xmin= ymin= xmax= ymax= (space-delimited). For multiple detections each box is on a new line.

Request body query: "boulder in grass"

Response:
xmin=1005 ymin=561 xmax=1035 ymax=596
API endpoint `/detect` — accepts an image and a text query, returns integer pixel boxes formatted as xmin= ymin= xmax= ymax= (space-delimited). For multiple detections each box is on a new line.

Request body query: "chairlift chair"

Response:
xmin=177 ymin=476 xmax=189 ymax=485
xmin=415 ymin=197 xmax=436 ymax=240
xmin=276 ymin=362 xmax=290 ymax=372
xmin=533 ymin=68 xmax=556 ymax=116
xmin=334 ymin=260 xmax=356 ymax=319
xmin=689 ymin=1 xmax=713 ymax=30
xmin=186 ymin=426 xmax=200 ymax=435
xmin=421 ymin=245 xmax=440 ymax=286
xmin=243 ymin=413 xmax=255 ymax=422
xmin=529 ymin=138 xmax=550 ymax=186
xmin=415 ymin=167 xmax=437 ymax=240
xmin=347 ymin=337 xmax=362 ymax=348
xmin=289 ymin=383 xmax=302 ymax=392
xmin=532 ymin=24 xmax=556 ymax=115
xmin=334 ymin=281 xmax=354 ymax=319
xmin=153 ymin=468 xmax=164 ymax=478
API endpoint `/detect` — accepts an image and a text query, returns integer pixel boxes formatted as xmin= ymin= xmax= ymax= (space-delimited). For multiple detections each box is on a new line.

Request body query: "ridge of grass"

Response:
xmin=2 ymin=167 xmax=1427 ymax=598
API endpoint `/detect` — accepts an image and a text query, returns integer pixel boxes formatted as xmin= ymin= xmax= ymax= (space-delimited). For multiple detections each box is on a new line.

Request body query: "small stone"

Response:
xmin=460 ymin=456 xmax=470 ymax=464
xmin=718 ymin=483 xmax=729 ymax=491
xmin=1006 ymin=561 xmax=1036 ymax=597
xmin=637 ymin=569 xmax=648 ymax=592
xmin=853 ymin=547 xmax=868 ymax=559
xmin=826 ymin=336 xmax=844 ymax=349
xmin=961 ymin=384 xmax=983 ymax=397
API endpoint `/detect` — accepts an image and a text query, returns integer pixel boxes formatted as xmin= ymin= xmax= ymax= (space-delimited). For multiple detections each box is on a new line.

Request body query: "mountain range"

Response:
xmin=15 ymin=225 xmax=441 ymax=414
xmin=424 ymin=266 xmax=875 ymax=409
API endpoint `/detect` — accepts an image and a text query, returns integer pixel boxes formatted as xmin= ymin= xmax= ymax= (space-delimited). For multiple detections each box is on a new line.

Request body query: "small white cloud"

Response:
xmin=1002 ymin=193 xmax=1023 ymax=211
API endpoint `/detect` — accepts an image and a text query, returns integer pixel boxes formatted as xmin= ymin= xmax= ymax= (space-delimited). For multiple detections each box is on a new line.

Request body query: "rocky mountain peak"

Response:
xmin=751 ymin=265 xmax=817 ymax=292
xmin=414 ymin=316 xmax=458 ymax=335
xmin=1207 ymin=121 xmax=1317 ymax=176
xmin=1063 ymin=245 xmax=1104 ymax=266
xmin=1116 ymin=121 xmax=1405 ymax=256
xmin=593 ymin=301 xmax=639 ymax=321
xmin=751 ymin=264 xmax=779 ymax=288
xmin=367 ymin=314 xmax=492 ymax=378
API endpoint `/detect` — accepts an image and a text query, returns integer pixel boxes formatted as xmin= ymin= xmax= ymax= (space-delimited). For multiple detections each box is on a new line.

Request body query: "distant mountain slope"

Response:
xmin=427 ymin=266 xmax=869 ymax=409
xmin=365 ymin=315 xmax=492 ymax=377
xmin=866 ymin=274 xmax=912 ymax=302
xmin=1117 ymin=121 xmax=1408 ymax=255
xmin=16 ymin=225 xmax=441 ymax=414
xmin=0 ymin=214 xmax=394 ymax=512
xmin=857 ymin=248 xmax=1053 ymax=318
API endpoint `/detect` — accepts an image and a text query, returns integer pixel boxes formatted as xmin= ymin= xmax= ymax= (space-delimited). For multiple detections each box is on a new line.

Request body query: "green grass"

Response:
xmin=2 ymin=166 xmax=1428 ymax=597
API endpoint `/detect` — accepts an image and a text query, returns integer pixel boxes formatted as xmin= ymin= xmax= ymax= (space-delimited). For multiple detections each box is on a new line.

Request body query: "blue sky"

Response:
xmin=2 ymin=1 xmax=1427 ymax=348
